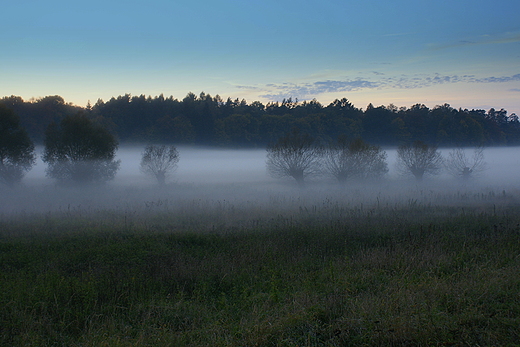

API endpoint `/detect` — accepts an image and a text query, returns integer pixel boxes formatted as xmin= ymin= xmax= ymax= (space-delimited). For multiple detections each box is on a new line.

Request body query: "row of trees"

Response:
xmin=0 ymin=106 xmax=180 ymax=186
xmin=2 ymin=93 xmax=520 ymax=146
xmin=0 ymin=106 xmax=488 ymax=188
xmin=266 ymin=130 xmax=487 ymax=186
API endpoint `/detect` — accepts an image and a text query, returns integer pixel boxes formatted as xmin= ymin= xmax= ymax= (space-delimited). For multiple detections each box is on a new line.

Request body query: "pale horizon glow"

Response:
xmin=2 ymin=0 xmax=519 ymax=114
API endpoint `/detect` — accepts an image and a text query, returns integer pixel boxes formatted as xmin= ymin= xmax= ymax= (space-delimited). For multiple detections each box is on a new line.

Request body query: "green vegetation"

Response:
xmin=1 ymin=192 xmax=519 ymax=346
xmin=0 ymin=104 xmax=36 ymax=186
xmin=43 ymin=113 xmax=120 ymax=184
xmin=2 ymin=94 xmax=520 ymax=146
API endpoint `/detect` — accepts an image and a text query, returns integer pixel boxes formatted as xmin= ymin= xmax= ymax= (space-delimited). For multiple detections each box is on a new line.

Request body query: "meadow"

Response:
xmin=1 ymin=179 xmax=520 ymax=346
xmin=2 ymin=147 xmax=520 ymax=346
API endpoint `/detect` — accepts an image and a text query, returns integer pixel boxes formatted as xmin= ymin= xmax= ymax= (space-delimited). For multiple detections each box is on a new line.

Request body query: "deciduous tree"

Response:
xmin=445 ymin=146 xmax=487 ymax=180
xmin=43 ymin=113 xmax=120 ymax=184
xmin=140 ymin=145 xmax=179 ymax=185
xmin=0 ymin=104 xmax=36 ymax=185
xmin=396 ymin=141 xmax=443 ymax=181
xmin=323 ymin=137 xmax=388 ymax=183
xmin=266 ymin=128 xmax=322 ymax=186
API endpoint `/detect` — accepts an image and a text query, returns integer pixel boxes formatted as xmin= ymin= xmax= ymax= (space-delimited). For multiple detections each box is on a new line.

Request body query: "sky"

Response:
xmin=2 ymin=0 xmax=520 ymax=114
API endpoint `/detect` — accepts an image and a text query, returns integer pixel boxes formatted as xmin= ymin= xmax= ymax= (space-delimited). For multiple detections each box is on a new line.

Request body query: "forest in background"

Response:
xmin=1 ymin=93 xmax=519 ymax=147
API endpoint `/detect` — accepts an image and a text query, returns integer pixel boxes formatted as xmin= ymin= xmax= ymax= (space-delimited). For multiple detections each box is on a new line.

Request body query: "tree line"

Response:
xmin=1 ymin=93 xmax=520 ymax=146
xmin=1 ymin=104 xmax=487 ymax=187
xmin=0 ymin=106 xmax=178 ymax=186
xmin=266 ymin=129 xmax=487 ymax=187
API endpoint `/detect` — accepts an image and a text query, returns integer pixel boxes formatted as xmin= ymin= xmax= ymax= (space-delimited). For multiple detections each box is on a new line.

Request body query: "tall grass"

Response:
xmin=1 ymin=185 xmax=520 ymax=346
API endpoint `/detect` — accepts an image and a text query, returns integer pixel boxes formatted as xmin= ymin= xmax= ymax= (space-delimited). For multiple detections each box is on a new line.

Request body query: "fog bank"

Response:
xmin=3 ymin=146 xmax=520 ymax=215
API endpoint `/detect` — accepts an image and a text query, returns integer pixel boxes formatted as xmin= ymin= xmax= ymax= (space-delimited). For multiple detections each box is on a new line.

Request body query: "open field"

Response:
xmin=1 ymin=182 xmax=520 ymax=346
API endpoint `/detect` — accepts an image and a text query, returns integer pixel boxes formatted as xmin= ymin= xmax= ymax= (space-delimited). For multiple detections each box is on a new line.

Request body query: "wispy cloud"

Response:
xmin=475 ymin=74 xmax=520 ymax=83
xmin=235 ymin=85 xmax=259 ymax=90
xmin=259 ymin=79 xmax=381 ymax=100
xmin=252 ymin=72 xmax=520 ymax=101
xmin=428 ymin=32 xmax=520 ymax=50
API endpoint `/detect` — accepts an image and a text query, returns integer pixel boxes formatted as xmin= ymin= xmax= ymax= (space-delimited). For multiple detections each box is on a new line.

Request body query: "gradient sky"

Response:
xmin=2 ymin=0 xmax=520 ymax=114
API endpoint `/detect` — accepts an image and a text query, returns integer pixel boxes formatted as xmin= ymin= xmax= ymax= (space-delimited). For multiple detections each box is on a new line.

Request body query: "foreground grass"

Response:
xmin=1 ymin=200 xmax=520 ymax=346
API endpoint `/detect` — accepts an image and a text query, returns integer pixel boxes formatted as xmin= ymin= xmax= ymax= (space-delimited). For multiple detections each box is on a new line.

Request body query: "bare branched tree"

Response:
xmin=140 ymin=145 xmax=180 ymax=185
xmin=445 ymin=146 xmax=487 ymax=180
xmin=266 ymin=129 xmax=322 ymax=186
xmin=396 ymin=141 xmax=443 ymax=181
xmin=323 ymin=137 xmax=388 ymax=183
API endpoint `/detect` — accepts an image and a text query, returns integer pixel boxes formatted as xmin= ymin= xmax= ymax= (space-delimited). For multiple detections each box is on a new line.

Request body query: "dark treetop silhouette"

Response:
xmin=43 ymin=113 xmax=120 ymax=184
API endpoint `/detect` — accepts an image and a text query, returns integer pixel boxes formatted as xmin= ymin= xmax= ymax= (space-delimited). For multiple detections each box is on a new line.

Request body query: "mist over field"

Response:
xmin=2 ymin=146 xmax=520 ymax=215
xmin=3 ymin=145 xmax=520 ymax=346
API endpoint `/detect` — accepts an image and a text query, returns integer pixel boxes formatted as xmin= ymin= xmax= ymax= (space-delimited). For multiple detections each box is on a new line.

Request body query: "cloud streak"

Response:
xmin=428 ymin=32 xmax=520 ymax=51
xmin=258 ymin=80 xmax=380 ymax=100
xmin=251 ymin=73 xmax=520 ymax=101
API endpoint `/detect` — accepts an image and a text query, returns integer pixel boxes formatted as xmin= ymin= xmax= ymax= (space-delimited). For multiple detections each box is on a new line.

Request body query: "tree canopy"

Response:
xmin=0 ymin=104 xmax=36 ymax=185
xmin=2 ymin=94 xmax=520 ymax=147
xmin=323 ymin=137 xmax=388 ymax=183
xmin=396 ymin=141 xmax=444 ymax=181
xmin=43 ymin=113 xmax=120 ymax=184
xmin=266 ymin=128 xmax=322 ymax=186
xmin=140 ymin=145 xmax=180 ymax=185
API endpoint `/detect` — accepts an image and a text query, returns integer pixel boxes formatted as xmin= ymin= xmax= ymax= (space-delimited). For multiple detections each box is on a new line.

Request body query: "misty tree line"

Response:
xmin=1 ymin=105 xmax=486 ymax=187
xmin=266 ymin=129 xmax=487 ymax=187
xmin=1 ymin=93 xmax=520 ymax=147
xmin=0 ymin=106 xmax=179 ymax=186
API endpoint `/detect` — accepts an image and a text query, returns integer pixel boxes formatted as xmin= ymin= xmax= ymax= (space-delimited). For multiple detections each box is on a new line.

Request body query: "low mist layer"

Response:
xmin=2 ymin=146 xmax=520 ymax=216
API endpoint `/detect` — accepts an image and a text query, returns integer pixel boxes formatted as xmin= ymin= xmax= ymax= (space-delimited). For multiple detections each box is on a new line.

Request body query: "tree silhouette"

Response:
xmin=0 ymin=104 xmax=36 ymax=185
xmin=140 ymin=145 xmax=179 ymax=185
xmin=266 ymin=128 xmax=322 ymax=186
xmin=396 ymin=141 xmax=443 ymax=181
xmin=4 ymin=94 xmax=520 ymax=147
xmin=445 ymin=146 xmax=487 ymax=180
xmin=43 ymin=113 xmax=120 ymax=184
xmin=323 ymin=137 xmax=388 ymax=183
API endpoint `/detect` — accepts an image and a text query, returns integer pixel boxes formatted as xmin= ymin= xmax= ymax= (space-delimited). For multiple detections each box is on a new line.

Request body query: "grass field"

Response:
xmin=1 ymin=183 xmax=520 ymax=346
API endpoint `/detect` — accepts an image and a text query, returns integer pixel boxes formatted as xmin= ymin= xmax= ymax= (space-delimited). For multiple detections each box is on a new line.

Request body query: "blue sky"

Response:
xmin=2 ymin=0 xmax=519 ymax=114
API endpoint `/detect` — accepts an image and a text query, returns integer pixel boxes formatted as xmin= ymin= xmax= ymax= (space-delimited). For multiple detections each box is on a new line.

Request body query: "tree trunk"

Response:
xmin=155 ymin=171 xmax=166 ymax=186
xmin=411 ymin=167 xmax=425 ymax=181
xmin=292 ymin=171 xmax=305 ymax=187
